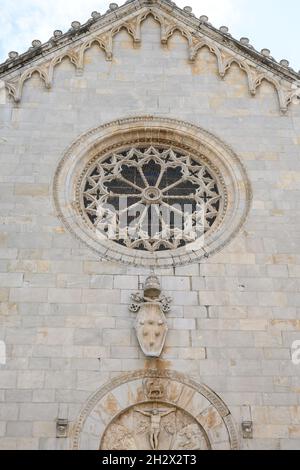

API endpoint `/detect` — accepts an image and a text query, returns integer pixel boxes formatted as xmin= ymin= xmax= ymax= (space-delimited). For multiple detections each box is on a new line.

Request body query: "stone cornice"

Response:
xmin=1 ymin=0 xmax=299 ymax=112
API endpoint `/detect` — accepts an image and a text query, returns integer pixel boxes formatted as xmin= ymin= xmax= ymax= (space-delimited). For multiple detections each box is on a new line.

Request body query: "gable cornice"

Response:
xmin=1 ymin=0 xmax=299 ymax=112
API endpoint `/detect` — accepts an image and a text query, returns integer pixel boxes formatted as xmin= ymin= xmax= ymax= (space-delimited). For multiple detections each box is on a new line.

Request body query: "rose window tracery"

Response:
xmin=79 ymin=146 xmax=224 ymax=252
xmin=54 ymin=117 xmax=251 ymax=267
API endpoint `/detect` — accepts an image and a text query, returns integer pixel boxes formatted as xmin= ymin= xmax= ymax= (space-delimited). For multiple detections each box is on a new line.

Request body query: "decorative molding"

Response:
xmin=71 ymin=369 xmax=239 ymax=450
xmin=1 ymin=1 xmax=299 ymax=112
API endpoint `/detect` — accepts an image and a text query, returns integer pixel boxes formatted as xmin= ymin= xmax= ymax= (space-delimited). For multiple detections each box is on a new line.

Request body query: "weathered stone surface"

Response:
xmin=0 ymin=0 xmax=299 ymax=451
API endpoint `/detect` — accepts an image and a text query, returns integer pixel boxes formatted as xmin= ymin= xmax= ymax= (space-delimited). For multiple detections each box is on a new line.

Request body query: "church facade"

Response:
xmin=0 ymin=0 xmax=300 ymax=450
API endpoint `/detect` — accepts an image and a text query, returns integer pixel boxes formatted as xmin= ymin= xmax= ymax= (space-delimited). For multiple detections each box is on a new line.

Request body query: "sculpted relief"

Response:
xmin=100 ymin=403 xmax=209 ymax=451
xmin=130 ymin=275 xmax=171 ymax=358
xmin=73 ymin=278 xmax=239 ymax=452
xmin=72 ymin=371 xmax=239 ymax=451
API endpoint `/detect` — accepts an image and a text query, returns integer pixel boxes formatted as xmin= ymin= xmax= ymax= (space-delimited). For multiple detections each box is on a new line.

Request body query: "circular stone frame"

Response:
xmin=71 ymin=370 xmax=239 ymax=450
xmin=53 ymin=116 xmax=252 ymax=268
xmin=77 ymin=143 xmax=226 ymax=252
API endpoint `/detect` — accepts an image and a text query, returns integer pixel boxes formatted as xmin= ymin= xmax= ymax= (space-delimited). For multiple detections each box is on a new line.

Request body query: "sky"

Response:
xmin=0 ymin=0 xmax=299 ymax=70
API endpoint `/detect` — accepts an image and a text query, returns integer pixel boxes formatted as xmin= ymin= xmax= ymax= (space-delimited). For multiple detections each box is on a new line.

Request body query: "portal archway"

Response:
xmin=72 ymin=370 xmax=239 ymax=450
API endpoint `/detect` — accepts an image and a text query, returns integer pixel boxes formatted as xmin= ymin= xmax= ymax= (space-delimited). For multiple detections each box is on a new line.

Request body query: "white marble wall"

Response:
xmin=0 ymin=18 xmax=300 ymax=450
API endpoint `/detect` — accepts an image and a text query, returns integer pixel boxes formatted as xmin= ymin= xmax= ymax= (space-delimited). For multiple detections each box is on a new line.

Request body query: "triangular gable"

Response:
xmin=0 ymin=0 xmax=299 ymax=112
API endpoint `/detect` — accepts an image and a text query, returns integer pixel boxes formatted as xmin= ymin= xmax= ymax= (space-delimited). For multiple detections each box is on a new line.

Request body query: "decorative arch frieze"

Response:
xmin=78 ymin=33 xmax=113 ymax=70
xmin=48 ymin=51 xmax=80 ymax=80
xmin=6 ymin=66 xmax=51 ymax=103
xmin=223 ymin=58 xmax=256 ymax=95
xmin=2 ymin=4 xmax=299 ymax=112
xmin=5 ymin=7 xmax=300 ymax=113
xmin=253 ymin=74 xmax=288 ymax=112
xmin=111 ymin=11 xmax=150 ymax=45
xmin=1 ymin=5 xmax=300 ymax=113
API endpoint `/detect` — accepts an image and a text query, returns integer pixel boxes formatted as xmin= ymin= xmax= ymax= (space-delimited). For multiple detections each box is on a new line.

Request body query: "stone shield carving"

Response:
xmin=71 ymin=370 xmax=239 ymax=450
xmin=135 ymin=303 xmax=168 ymax=358
xmin=130 ymin=274 xmax=171 ymax=358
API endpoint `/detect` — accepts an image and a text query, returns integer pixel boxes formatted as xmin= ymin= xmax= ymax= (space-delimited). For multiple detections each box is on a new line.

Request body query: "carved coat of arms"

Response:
xmin=129 ymin=275 xmax=171 ymax=358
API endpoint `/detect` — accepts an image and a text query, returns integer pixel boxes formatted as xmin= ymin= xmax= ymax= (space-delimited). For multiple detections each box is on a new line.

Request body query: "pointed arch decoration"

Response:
xmin=2 ymin=4 xmax=299 ymax=111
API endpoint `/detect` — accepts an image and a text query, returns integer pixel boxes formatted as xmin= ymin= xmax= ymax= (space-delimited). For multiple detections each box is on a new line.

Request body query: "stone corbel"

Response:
xmin=5 ymin=81 xmax=18 ymax=103
xmin=101 ymin=32 xmax=114 ymax=61
xmin=152 ymin=13 xmax=178 ymax=45
xmin=285 ymin=82 xmax=300 ymax=109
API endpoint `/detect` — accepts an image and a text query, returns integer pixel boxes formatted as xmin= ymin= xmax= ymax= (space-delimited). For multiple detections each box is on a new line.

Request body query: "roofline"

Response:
xmin=0 ymin=0 xmax=299 ymax=83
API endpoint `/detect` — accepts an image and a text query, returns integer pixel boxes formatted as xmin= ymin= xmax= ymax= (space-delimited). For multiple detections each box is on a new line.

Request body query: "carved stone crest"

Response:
xmin=129 ymin=275 xmax=171 ymax=358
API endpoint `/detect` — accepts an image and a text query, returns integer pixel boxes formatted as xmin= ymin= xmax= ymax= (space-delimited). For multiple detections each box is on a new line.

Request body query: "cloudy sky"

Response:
xmin=0 ymin=0 xmax=299 ymax=70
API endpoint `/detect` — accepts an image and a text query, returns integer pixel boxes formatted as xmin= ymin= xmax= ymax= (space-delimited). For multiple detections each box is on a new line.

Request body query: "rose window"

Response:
xmin=80 ymin=146 xmax=223 ymax=252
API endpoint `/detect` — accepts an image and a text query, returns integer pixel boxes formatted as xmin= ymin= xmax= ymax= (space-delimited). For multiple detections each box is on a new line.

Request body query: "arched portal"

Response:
xmin=71 ymin=370 xmax=239 ymax=450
